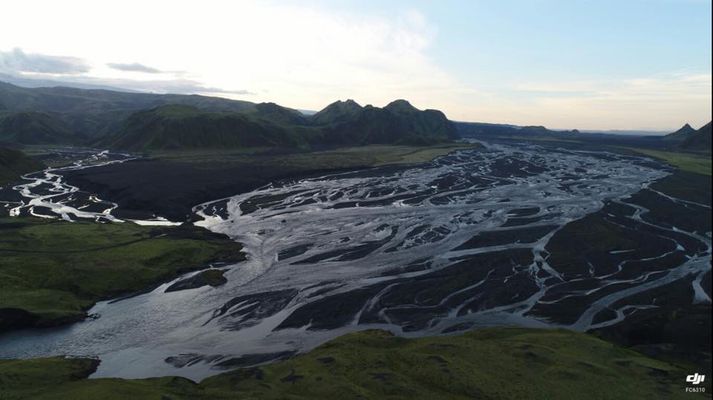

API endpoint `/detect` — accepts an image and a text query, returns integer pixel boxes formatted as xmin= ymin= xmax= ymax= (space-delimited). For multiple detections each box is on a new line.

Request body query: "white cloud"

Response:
xmin=106 ymin=62 xmax=162 ymax=74
xmin=0 ymin=1 xmax=709 ymax=130
xmin=0 ymin=0 xmax=453 ymax=112
xmin=0 ymin=48 xmax=89 ymax=74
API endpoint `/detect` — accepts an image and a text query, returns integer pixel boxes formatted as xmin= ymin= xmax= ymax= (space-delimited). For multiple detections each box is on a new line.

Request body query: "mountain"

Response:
xmin=456 ymin=121 xmax=579 ymax=138
xmin=678 ymin=121 xmax=711 ymax=152
xmin=0 ymin=147 xmax=43 ymax=185
xmin=0 ymin=81 xmax=257 ymax=142
xmin=663 ymin=123 xmax=697 ymax=141
xmin=105 ymin=99 xmax=457 ymax=151
xmin=0 ymin=81 xmax=256 ymax=116
xmin=105 ymin=105 xmax=311 ymax=151
xmin=0 ymin=81 xmax=457 ymax=150
xmin=313 ymin=99 xmax=457 ymax=146
xmin=311 ymin=99 xmax=363 ymax=125
xmin=252 ymin=102 xmax=309 ymax=126
xmin=0 ymin=111 xmax=78 ymax=145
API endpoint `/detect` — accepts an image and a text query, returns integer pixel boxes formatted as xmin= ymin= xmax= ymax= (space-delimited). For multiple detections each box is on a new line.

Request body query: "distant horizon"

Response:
xmin=2 ymin=1 xmax=710 ymax=132
xmin=5 ymin=76 xmax=705 ymax=135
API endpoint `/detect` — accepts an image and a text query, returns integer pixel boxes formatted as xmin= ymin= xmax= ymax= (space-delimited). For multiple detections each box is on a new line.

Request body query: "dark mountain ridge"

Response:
xmin=663 ymin=123 xmax=697 ymax=142
xmin=105 ymin=99 xmax=456 ymax=151
xmin=678 ymin=121 xmax=711 ymax=152
xmin=0 ymin=81 xmax=257 ymax=142
xmin=1 ymin=81 xmax=456 ymax=150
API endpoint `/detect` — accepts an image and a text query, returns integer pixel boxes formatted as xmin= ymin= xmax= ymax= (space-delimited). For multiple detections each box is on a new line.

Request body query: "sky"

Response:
xmin=0 ymin=0 xmax=710 ymax=131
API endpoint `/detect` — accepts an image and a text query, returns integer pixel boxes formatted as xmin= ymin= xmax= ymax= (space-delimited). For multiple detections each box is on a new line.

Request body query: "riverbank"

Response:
xmin=0 ymin=218 xmax=245 ymax=331
xmin=0 ymin=327 xmax=704 ymax=400
xmin=63 ymin=143 xmax=475 ymax=221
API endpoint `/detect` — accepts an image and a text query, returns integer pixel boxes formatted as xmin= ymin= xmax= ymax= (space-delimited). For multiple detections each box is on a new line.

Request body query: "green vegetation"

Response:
xmin=0 ymin=111 xmax=77 ymax=145
xmin=0 ymin=218 xmax=244 ymax=330
xmin=0 ymin=147 xmax=43 ymax=185
xmin=0 ymin=82 xmax=459 ymax=150
xmin=625 ymin=148 xmax=711 ymax=175
xmin=311 ymin=99 xmax=363 ymax=125
xmin=152 ymin=143 xmax=476 ymax=168
xmin=0 ymin=328 xmax=702 ymax=399
xmin=105 ymin=104 xmax=312 ymax=150
xmin=198 ymin=269 xmax=227 ymax=286
xmin=105 ymin=99 xmax=458 ymax=151
xmin=0 ymin=80 xmax=256 ymax=142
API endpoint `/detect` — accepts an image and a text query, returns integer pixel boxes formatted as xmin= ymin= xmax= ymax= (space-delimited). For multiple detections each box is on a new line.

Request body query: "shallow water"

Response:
xmin=0 ymin=141 xmax=709 ymax=381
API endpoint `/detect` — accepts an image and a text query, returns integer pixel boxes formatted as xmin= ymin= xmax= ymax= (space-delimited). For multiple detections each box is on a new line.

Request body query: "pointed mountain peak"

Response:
xmin=664 ymin=122 xmax=697 ymax=141
xmin=311 ymin=99 xmax=364 ymax=125
xmin=673 ymin=123 xmax=696 ymax=134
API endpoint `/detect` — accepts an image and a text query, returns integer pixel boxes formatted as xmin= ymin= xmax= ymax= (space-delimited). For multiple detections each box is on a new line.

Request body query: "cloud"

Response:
xmin=0 ymin=71 xmax=254 ymax=97
xmin=106 ymin=62 xmax=162 ymax=73
xmin=1 ymin=1 xmax=710 ymax=130
xmin=0 ymin=48 xmax=89 ymax=74
xmin=0 ymin=1 xmax=454 ymax=112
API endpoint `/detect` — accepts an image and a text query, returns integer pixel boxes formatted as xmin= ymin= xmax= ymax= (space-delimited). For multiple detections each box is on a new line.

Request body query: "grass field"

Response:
xmin=623 ymin=148 xmax=711 ymax=176
xmin=149 ymin=143 xmax=477 ymax=167
xmin=0 ymin=328 xmax=703 ymax=400
xmin=0 ymin=218 xmax=244 ymax=330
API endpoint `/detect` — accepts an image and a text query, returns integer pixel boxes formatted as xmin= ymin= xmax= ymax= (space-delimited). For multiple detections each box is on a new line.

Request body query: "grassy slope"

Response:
xmin=0 ymin=147 xmax=43 ymax=186
xmin=0 ymin=328 xmax=704 ymax=400
xmin=106 ymin=100 xmax=458 ymax=151
xmin=625 ymin=148 xmax=711 ymax=176
xmin=0 ymin=218 xmax=244 ymax=329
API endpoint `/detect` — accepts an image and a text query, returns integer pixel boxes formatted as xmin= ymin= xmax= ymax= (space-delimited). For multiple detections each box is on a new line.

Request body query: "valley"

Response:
xmin=0 ymin=80 xmax=710 ymax=399
xmin=0 ymin=140 xmax=708 ymax=385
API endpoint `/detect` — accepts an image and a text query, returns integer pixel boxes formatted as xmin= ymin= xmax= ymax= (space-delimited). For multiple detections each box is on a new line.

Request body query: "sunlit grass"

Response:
xmin=0 ymin=218 xmax=243 ymax=327
xmin=626 ymin=148 xmax=711 ymax=176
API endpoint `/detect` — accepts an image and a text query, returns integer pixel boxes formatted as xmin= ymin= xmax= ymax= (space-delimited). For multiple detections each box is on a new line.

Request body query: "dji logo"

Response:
xmin=685 ymin=373 xmax=706 ymax=393
xmin=687 ymin=373 xmax=705 ymax=385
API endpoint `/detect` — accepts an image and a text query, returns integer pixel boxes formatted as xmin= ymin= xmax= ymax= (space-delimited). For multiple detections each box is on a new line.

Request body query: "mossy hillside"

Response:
xmin=0 ymin=218 xmax=244 ymax=330
xmin=0 ymin=328 xmax=704 ymax=400
xmin=106 ymin=100 xmax=458 ymax=152
xmin=0 ymin=147 xmax=43 ymax=186
xmin=0 ymin=357 xmax=196 ymax=400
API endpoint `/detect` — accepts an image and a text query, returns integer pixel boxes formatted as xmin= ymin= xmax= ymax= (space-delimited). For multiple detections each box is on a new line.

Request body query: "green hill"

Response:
xmin=0 ymin=81 xmax=258 ymax=143
xmin=315 ymin=100 xmax=457 ymax=146
xmin=0 ymin=111 xmax=78 ymax=145
xmin=105 ymin=105 xmax=310 ymax=151
xmin=0 ymin=328 xmax=703 ymax=399
xmin=105 ymin=100 xmax=457 ymax=151
xmin=311 ymin=99 xmax=363 ymax=125
xmin=0 ymin=147 xmax=43 ymax=185
xmin=0 ymin=81 xmax=458 ymax=150
xmin=252 ymin=102 xmax=309 ymax=126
